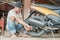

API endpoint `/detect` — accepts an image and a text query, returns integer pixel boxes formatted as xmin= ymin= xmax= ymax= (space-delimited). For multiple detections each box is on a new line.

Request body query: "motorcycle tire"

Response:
xmin=24 ymin=19 xmax=46 ymax=37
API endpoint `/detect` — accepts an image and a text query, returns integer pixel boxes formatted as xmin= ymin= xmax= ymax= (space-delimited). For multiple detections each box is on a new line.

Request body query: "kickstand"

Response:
xmin=51 ymin=30 xmax=55 ymax=38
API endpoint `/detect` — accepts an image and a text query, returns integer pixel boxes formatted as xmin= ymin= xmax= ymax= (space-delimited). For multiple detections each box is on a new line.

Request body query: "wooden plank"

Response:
xmin=24 ymin=0 xmax=31 ymax=19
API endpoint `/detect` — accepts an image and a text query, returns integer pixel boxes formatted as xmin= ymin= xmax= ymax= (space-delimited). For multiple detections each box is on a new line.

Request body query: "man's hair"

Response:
xmin=10 ymin=2 xmax=23 ymax=8
xmin=14 ymin=2 xmax=23 ymax=8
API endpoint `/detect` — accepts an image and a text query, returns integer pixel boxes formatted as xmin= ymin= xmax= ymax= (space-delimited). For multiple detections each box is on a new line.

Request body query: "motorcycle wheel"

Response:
xmin=27 ymin=24 xmax=45 ymax=37
xmin=21 ymin=20 xmax=46 ymax=37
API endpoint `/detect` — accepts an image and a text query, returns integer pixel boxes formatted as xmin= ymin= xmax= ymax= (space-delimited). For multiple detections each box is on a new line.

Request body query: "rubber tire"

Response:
xmin=24 ymin=19 xmax=46 ymax=37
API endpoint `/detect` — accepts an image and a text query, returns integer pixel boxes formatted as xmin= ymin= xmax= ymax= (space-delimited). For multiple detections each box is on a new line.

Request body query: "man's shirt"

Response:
xmin=7 ymin=9 xmax=22 ymax=25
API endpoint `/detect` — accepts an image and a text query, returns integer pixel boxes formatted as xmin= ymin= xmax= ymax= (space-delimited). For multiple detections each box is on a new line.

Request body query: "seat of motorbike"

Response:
xmin=34 ymin=4 xmax=60 ymax=10
xmin=34 ymin=4 xmax=60 ymax=14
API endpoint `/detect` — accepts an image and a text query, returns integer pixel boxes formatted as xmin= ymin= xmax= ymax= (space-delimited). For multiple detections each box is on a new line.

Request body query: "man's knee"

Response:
xmin=16 ymin=24 xmax=23 ymax=30
xmin=18 ymin=24 xmax=22 ymax=28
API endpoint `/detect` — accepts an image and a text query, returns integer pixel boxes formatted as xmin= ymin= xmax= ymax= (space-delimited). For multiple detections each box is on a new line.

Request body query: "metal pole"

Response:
xmin=49 ymin=0 xmax=57 ymax=5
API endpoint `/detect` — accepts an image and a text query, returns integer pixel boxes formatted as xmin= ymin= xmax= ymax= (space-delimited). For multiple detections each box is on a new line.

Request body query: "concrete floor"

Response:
xmin=0 ymin=36 xmax=60 ymax=40
xmin=0 ymin=31 xmax=60 ymax=40
xmin=0 ymin=33 xmax=59 ymax=40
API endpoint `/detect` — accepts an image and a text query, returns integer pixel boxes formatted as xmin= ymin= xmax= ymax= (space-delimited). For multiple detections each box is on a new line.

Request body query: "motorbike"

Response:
xmin=21 ymin=4 xmax=60 ymax=37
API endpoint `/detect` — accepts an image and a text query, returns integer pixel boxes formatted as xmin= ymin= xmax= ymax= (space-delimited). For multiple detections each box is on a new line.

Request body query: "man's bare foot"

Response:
xmin=11 ymin=34 xmax=17 ymax=38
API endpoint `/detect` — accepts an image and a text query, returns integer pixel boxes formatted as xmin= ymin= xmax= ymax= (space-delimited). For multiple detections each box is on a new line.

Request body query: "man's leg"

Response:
xmin=15 ymin=24 xmax=23 ymax=37
xmin=15 ymin=24 xmax=22 ymax=31
xmin=8 ymin=21 xmax=17 ymax=37
xmin=15 ymin=24 xmax=31 ymax=37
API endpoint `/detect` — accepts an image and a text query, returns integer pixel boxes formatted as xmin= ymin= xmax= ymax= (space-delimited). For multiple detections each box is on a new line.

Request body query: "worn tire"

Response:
xmin=24 ymin=18 xmax=46 ymax=37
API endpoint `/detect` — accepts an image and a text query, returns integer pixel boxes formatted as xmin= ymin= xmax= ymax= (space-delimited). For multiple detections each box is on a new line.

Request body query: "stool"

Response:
xmin=0 ymin=19 xmax=4 ymax=35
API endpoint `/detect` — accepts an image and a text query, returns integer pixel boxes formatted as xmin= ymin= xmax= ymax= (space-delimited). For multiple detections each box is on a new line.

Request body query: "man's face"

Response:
xmin=15 ymin=7 xmax=22 ymax=13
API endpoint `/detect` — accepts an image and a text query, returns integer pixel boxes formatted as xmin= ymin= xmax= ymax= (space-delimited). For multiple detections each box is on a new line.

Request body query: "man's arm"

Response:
xmin=10 ymin=16 xmax=32 ymax=31
xmin=15 ymin=17 xmax=30 ymax=27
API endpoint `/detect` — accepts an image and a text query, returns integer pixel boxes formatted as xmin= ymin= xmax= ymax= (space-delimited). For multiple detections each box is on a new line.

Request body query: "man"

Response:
xmin=6 ymin=2 xmax=32 ymax=37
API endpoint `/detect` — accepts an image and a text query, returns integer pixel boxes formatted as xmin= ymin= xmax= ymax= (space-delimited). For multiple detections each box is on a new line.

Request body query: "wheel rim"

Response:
xmin=27 ymin=24 xmax=45 ymax=36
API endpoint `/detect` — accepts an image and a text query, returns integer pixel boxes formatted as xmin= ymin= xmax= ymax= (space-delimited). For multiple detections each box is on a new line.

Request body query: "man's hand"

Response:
xmin=24 ymin=25 xmax=33 ymax=31
xmin=27 ymin=26 xmax=32 ymax=30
